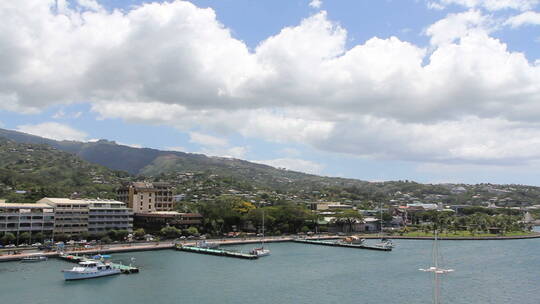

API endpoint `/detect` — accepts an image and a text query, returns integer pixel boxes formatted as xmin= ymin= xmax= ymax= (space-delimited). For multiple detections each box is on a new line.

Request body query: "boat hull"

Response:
xmin=63 ymin=269 xmax=121 ymax=281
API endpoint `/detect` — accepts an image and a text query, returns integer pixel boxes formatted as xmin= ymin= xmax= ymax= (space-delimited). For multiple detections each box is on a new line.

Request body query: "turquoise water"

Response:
xmin=1 ymin=238 xmax=539 ymax=304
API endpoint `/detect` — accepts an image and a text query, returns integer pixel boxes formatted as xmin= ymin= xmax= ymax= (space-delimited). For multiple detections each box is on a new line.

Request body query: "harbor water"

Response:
xmin=1 ymin=238 xmax=539 ymax=304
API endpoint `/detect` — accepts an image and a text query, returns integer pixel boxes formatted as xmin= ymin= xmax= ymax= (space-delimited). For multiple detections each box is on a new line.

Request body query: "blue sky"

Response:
xmin=1 ymin=0 xmax=540 ymax=185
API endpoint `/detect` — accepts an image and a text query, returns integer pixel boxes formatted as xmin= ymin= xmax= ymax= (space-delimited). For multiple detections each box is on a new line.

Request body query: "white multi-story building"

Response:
xmin=87 ymin=199 xmax=133 ymax=234
xmin=0 ymin=201 xmax=55 ymax=238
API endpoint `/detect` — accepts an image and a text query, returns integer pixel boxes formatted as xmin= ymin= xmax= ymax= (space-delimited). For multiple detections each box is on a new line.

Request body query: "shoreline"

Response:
xmin=357 ymin=232 xmax=540 ymax=240
xmin=1 ymin=233 xmax=539 ymax=262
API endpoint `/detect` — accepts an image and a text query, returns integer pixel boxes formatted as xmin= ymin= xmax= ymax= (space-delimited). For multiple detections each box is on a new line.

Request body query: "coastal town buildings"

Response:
xmin=310 ymin=202 xmax=354 ymax=211
xmin=117 ymin=182 xmax=174 ymax=213
xmin=87 ymin=199 xmax=133 ymax=234
xmin=37 ymin=198 xmax=134 ymax=236
xmin=0 ymin=201 xmax=55 ymax=238
xmin=134 ymin=211 xmax=203 ymax=231
xmin=38 ymin=198 xmax=89 ymax=236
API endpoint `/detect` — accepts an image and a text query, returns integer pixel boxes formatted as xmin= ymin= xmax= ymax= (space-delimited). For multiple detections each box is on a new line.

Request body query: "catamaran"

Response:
xmin=419 ymin=230 xmax=454 ymax=304
xmin=250 ymin=210 xmax=270 ymax=257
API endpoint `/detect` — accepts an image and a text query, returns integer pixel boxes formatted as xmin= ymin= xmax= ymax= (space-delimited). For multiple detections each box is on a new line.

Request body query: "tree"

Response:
xmin=19 ymin=232 xmax=31 ymax=243
xmin=134 ymin=228 xmax=146 ymax=240
xmin=332 ymin=210 xmax=364 ymax=233
xmin=185 ymin=226 xmax=199 ymax=236
xmin=115 ymin=230 xmax=129 ymax=241
xmin=79 ymin=232 xmax=90 ymax=241
xmin=100 ymin=235 xmax=112 ymax=243
xmin=161 ymin=226 xmax=181 ymax=239
xmin=1 ymin=232 xmax=15 ymax=245
xmin=34 ymin=232 xmax=45 ymax=242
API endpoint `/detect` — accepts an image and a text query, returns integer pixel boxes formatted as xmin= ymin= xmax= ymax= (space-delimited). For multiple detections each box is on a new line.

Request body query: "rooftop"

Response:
xmin=0 ymin=202 xmax=53 ymax=209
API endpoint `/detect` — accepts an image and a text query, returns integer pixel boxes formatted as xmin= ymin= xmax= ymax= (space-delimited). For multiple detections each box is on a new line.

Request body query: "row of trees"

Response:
xmin=183 ymin=196 xmax=317 ymax=236
xmin=410 ymin=210 xmax=530 ymax=235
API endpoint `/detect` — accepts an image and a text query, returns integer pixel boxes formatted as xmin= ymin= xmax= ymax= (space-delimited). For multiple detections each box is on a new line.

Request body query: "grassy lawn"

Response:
xmin=389 ymin=231 xmax=534 ymax=237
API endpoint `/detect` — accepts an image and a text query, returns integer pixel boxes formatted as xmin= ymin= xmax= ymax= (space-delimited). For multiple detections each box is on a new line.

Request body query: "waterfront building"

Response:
xmin=38 ymin=198 xmax=90 ymax=236
xmin=134 ymin=211 xmax=203 ymax=232
xmin=0 ymin=201 xmax=55 ymax=239
xmin=117 ymin=182 xmax=174 ymax=213
xmin=87 ymin=199 xmax=133 ymax=235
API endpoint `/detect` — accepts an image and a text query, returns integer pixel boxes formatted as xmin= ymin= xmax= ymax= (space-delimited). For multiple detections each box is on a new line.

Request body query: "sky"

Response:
xmin=1 ymin=0 xmax=540 ymax=185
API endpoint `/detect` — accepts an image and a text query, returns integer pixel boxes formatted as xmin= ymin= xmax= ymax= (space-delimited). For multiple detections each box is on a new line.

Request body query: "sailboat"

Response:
xmin=250 ymin=210 xmax=270 ymax=257
xmin=419 ymin=230 xmax=454 ymax=304
xmin=374 ymin=204 xmax=394 ymax=249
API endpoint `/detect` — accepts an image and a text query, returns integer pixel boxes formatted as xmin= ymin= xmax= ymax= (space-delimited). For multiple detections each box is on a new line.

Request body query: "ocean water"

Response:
xmin=1 ymin=238 xmax=539 ymax=304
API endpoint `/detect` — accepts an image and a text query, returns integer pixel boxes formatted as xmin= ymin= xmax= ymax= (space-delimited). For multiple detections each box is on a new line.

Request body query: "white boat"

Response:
xmin=250 ymin=247 xmax=270 ymax=257
xmin=374 ymin=238 xmax=394 ymax=249
xmin=419 ymin=231 xmax=454 ymax=304
xmin=21 ymin=254 xmax=48 ymax=262
xmin=62 ymin=261 xmax=121 ymax=281
xmin=196 ymin=240 xmax=219 ymax=249
xmin=250 ymin=210 xmax=270 ymax=257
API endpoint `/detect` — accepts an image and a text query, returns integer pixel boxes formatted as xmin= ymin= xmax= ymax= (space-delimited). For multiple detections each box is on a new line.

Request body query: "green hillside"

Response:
xmin=0 ymin=138 xmax=129 ymax=203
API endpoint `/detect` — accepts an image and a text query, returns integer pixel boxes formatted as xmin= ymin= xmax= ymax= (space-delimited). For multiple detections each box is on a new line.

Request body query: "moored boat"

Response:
xmin=250 ymin=247 xmax=270 ymax=257
xmin=62 ymin=261 xmax=121 ymax=281
xmin=21 ymin=255 xmax=48 ymax=262
xmin=250 ymin=210 xmax=270 ymax=257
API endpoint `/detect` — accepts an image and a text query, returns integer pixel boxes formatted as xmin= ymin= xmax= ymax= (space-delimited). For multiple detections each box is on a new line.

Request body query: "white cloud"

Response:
xmin=505 ymin=11 xmax=540 ymax=27
xmin=16 ymin=122 xmax=87 ymax=141
xmin=189 ymin=132 xmax=228 ymax=147
xmin=2 ymin=1 xmax=540 ymax=169
xmin=425 ymin=10 xmax=492 ymax=46
xmin=201 ymin=146 xmax=248 ymax=159
xmin=52 ymin=109 xmax=82 ymax=119
xmin=117 ymin=142 xmax=142 ymax=148
xmin=254 ymin=158 xmax=324 ymax=175
xmin=429 ymin=0 xmax=539 ymax=11
xmin=279 ymin=148 xmax=301 ymax=157
xmin=309 ymin=0 xmax=323 ymax=9
xmin=165 ymin=146 xmax=186 ymax=152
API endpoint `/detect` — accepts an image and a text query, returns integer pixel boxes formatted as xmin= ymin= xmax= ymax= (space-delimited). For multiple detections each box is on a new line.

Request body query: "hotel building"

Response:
xmin=117 ymin=182 xmax=174 ymax=213
xmin=0 ymin=201 xmax=55 ymax=238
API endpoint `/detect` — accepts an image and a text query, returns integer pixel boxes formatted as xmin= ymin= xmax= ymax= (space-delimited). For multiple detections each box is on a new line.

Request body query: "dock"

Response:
xmin=293 ymin=239 xmax=392 ymax=251
xmin=176 ymin=245 xmax=259 ymax=259
xmin=58 ymin=253 xmax=139 ymax=273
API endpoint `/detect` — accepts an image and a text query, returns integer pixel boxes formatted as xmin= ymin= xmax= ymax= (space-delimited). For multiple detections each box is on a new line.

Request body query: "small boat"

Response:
xmin=62 ymin=261 xmax=121 ymax=281
xmin=419 ymin=231 xmax=454 ymax=303
xmin=342 ymin=236 xmax=365 ymax=245
xmin=250 ymin=247 xmax=270 ymax=257
xmin=91 ymin=254 xmax=111 ymax=260
xmin=374 ymin=238 xmax=394 ymax=249
xmin=195 ymin=240 xmax=219 ymax=249
xmin=251 ymin=210 xmax=270 ymax=257
xmin=21 ymin=255 xmax=48 ymax=262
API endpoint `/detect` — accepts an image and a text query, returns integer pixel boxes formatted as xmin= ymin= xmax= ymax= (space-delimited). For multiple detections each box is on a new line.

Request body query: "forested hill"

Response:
xmin=0 ymin=138 xmax=128 ymax=202
xmin=0 ymin=128 xmax=368 ymax=190
xmin=1 ymin=128 xmax=540 ymax=208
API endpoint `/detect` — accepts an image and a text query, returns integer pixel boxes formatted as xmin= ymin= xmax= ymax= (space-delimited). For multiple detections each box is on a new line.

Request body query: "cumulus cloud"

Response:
xmin=201 ymin=146 xmax=248 ymax=159
xmin=505 ymin=11 xmax=540 ymax=27
xmin=428 ymin=0 xmax=539 ymax=11
xmin=16 ymin=122 xmax=87 ymax=141
xmin=189 ymin=132 xmax=228 ymax=147
xmin=165 ymin=146 xmax=186 ymax=152
xmin=425 ymin=10 xmax=492 ymax=45
xmin=254 ymin=158 xmax=324 ymax=175
xmin=2 ymin=1 xmax=540 ymax=168
xmin=309 ymin=0 xmax=323 ymax=9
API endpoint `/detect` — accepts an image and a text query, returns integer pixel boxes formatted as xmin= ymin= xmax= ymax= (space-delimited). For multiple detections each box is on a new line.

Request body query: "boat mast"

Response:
xmin=420 ymin=230 xmax=454 ymax=304
xmin=261 ymin=210 xmax=265 ymax=248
